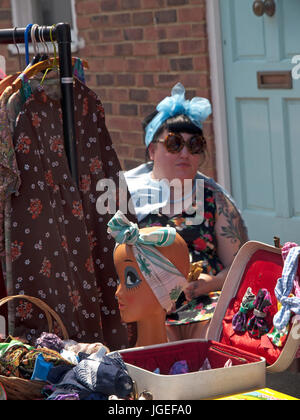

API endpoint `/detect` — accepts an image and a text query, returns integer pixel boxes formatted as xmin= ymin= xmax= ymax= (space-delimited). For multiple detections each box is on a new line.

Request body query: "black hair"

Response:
xmin=143 ymin=111 xmax=206 ymax=161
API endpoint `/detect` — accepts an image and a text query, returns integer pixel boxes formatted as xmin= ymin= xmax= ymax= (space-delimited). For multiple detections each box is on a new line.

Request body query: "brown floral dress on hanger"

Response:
xmin=7 ymin=78 xmax=131 ymax=350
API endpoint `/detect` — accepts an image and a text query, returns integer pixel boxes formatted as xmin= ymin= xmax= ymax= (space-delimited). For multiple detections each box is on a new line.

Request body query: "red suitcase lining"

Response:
xmin=122 ymin=249 xmax=299 ymax=372
xmin=121 ymin=340 xmax=262 ymax=375
xmin=220 ymin=250 xmax=299 ymax=365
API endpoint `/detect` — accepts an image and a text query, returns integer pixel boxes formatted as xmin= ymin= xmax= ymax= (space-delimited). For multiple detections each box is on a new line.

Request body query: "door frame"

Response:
xmin=206 ymin=0 xmax=232 ymax=193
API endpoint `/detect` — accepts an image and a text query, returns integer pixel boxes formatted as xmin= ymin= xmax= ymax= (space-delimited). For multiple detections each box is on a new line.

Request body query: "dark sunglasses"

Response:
xmin=156 ymin=132 xmax=206 ymax=155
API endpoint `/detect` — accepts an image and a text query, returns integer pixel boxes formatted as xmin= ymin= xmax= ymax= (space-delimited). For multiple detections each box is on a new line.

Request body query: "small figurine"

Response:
xmin=107 ymin=211 xmax=190 ymax=347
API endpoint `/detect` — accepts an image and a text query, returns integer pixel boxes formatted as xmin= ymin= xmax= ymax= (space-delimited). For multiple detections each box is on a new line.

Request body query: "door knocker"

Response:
xmin=253 ymin=0 xmax=276 ymax=17
xmin=264 ymin=0 xmax=276 ymax=17
xmin=253 ymin=0 xmax=265 ymax=17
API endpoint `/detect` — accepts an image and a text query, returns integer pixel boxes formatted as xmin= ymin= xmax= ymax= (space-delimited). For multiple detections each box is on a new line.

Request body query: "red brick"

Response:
xmin=121 ymin=0 xmax=141 ymax=9
xmin=124 ymin=160 xmax=142 ymax=170
xmin=106 ymin=116 xmax=140 ymax=132
xmin=132 ymin=11 xmax=153 ymax=25
xmin=101 ymin=0 xmax=120 ymax=11
xmin=121 ymin=132 xmax=144 ymax=146
xmin=86 ymin=58 xmax=105 ymax=72
xmin=96 ymin=74 xmax=115 ymax=86
xmin=158 ymin=73 xmax=179 ymax=85
xmin=139 ymin=104 xmax=156 ymax=116
xmin=167 ymin=0 xmax=188 ymax=5
xmin=76 ymin=1 xmax=101 ymax=15
xmin=179 ymin=39 xmax=207 ymax=55
xmin=113 ymin=144 xmax=131 ymax=156
xmin=90 ymin=14 xmax=110 ymax=26
xmin=114 ymin=43 xmax=133 ymax=56
xmin=178 ymin=6 xmax=205 ymax=22
xmin=129 ymin=89 xmax=149 ymax=102
xmin=116 ymin=74 xmax=136 ymax=86
xmin=165 ymin=24 xmax=193 ymax=39
xmin=192 ymin=23 xmax=207 ymax=38
xmin=103 ymin=58 xmax=128 ymax=72
xmin=170 ymin=57 xmax=193 ymax=71
xmin=123 ymin=28 xmax=144 ymax=41
xmin=148 ymin=88 xmax=171 ymax=104
xmin=109 ymin=130 xmax=122 ymax=143
xmin=133 ymin=42 xmax=157 ymax=56
xmin=106 ymin=88 xmax=129 ymax=102
xmin=154 ymin=10 xmax=177 ymax=24
xmin=87 ymin=30 xmax=100 ymax=41
xmin=76 ymin=16 xmax=92 ymax=29
xmin=158 ymin=41 xmax=179 ymax=55
xmin=140 ymin=74 xmax=154 ymax=87
xmin=111 ymin=13 xmax=131 ymax=26
xmin=103 ymin=102 xmax=113 ymax=114
xmin=0 ymin=10 xmax=11 ymax=20
xmin=0 ymin=19 xmax=13 ymax=28
xmin=120 ymin=103 xmax=138 ymax=116
xmin=193 ymin=55 xmax=210 ymax=71
xmin=143 ymin=26 xmax=167 ymax=41
xmin=140 ymin=0 xmax=164 ymax=9
xmin=179 ymin=73 xmax=208 ymax=88
xmin=144 ymin=57 xmax=170 ymax=72
xmin=126 ymin=58 xmax=147 ymax=72
xmin=102 ymin=29 xmax=123 ymax=42
xmin=92 ymin=44 xmax=114 ymax=57
xmin=190 ymin=0 xmax=206 ymax=4
xmin=134 ymin=147 xmax=147 ymax=159
xmin=0 ymin=0 xmax=11 ymax=7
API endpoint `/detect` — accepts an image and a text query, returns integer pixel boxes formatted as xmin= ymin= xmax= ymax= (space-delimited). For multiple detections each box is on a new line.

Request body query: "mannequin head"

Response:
xmin=114 ymin=242 xmax=161 ymax=324
xmin=113 ymin=227 xmax=190 ymax=346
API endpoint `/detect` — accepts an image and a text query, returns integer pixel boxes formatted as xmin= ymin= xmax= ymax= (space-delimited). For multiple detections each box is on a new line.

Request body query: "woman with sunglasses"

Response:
xmin=124 ymin=83 xmax=248 ymax=341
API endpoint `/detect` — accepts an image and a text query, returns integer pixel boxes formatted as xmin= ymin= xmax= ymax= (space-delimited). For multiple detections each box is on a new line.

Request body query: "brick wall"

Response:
xmin=76 ymin=0 xmax=215 ymax=177
xmin=0 ymin=0 xmax=21 ymax=72
xmin=0 ymin=0 xmax=216 ymax=178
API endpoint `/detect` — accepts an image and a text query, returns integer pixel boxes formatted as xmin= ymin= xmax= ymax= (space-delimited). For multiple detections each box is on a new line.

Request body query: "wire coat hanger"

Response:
xmin=13 ymin=26 xmax=22 ymax=71
xmin=40 ymin=24 xmax=59 ymax=85
xmin=38 ymin=26 xmax=49 ymax=61
xmin=30 ymin=23 xmax=41 ymax=64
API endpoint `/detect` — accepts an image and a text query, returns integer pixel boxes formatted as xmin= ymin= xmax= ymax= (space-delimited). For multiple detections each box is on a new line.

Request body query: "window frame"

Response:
xmin=9 ymin=0 xmax=84 ymax=54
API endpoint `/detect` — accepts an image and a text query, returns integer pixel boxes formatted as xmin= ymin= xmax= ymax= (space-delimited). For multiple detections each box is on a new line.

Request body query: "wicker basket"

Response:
xmin=0 ymin=295 xmax=69 ymax=400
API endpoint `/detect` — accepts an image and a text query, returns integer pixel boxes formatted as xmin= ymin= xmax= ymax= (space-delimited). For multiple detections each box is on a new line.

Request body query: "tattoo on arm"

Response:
xmin=214 ymin=191 xmax=248 ymax=253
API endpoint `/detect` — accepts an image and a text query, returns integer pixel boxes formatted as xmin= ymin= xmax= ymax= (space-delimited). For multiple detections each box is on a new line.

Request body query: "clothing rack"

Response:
xmin=0 ymin=23 xmax=78 ymax=184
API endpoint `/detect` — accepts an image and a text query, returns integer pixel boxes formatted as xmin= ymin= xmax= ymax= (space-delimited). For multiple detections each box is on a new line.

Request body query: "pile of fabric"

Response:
xmin=0 ymin=333 xmax=133 ymax=400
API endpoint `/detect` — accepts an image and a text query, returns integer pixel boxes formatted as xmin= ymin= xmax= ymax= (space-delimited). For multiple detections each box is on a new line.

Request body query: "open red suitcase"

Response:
xmin=118 ymin=241 xmax=300 ymax=400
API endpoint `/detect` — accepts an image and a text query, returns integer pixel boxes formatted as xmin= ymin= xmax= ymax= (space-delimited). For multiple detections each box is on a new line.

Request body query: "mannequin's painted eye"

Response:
xmin=124 ymin=266 xmax=142 ymax=289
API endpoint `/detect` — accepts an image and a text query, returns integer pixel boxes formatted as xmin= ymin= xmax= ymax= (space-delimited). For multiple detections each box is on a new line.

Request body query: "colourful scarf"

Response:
xmin=107 ymin=211 xmax=188 ymax=312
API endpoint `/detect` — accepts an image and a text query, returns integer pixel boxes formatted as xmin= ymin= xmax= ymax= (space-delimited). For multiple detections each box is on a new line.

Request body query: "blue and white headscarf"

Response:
xmin=107 ymin=211 xmax=188 ymax=312
xmin=145 ymin=82 xmax=212 ymax=147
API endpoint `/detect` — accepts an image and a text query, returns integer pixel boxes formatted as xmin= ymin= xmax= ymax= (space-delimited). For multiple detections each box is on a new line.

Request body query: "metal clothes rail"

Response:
xmin=0 ymin=23 xmax=78 ymax=184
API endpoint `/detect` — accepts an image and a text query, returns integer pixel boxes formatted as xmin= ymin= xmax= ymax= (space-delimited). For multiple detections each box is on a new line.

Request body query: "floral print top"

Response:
xmin=139 ymin=185 xmax=225 ymax=276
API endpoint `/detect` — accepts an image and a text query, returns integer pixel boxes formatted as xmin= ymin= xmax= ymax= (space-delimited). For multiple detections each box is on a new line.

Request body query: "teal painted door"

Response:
xmin=220 ymin=0 xmax=300 ymax=246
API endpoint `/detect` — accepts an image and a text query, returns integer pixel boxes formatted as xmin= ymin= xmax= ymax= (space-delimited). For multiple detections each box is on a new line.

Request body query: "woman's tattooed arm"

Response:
xmin=214 ymin=190 xmax=248 ymax=264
